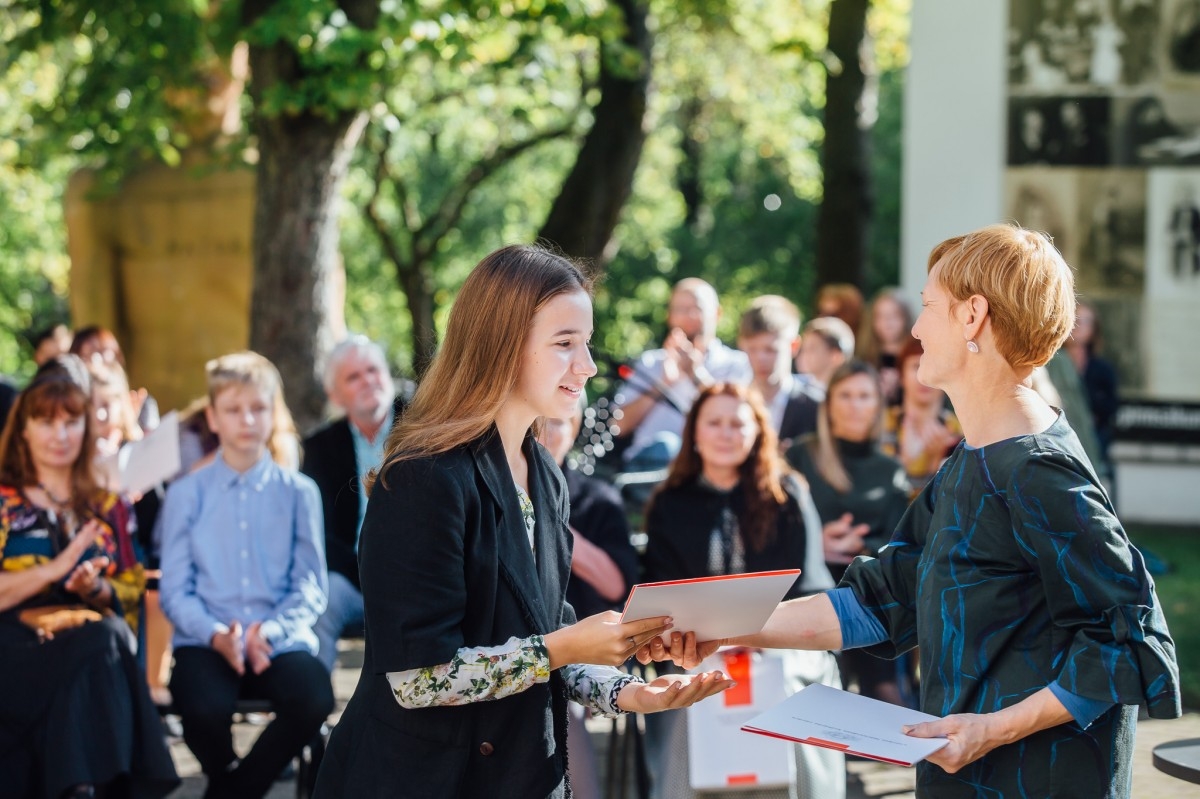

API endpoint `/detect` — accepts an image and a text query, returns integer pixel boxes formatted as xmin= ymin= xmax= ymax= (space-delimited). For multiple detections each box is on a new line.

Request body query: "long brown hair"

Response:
xmin=372 ymin=244 xmax=592 ymax=489
xmin=812 ymin=359 xmax=884 ymax=494
xmin=0 ymin=359 xmax=103 ymax=518
xmin=855 ymin=287 xmax=914 ymax=364
xmin=661 ymin=383 xmax=790 ymax=553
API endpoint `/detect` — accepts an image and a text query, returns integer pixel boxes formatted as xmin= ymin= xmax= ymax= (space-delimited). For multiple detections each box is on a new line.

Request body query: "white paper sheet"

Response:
xmin=620 ymin=569 xmax=800 ymax=641
xmin=110 ymin=411 xmax=182 ymax=496
xmin=741 ymin=683 xmax=949 ymax=767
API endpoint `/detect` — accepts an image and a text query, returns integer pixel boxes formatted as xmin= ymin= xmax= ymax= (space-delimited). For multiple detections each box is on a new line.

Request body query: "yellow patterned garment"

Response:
xmin=0 ymin=485 xmax=146 ymax=633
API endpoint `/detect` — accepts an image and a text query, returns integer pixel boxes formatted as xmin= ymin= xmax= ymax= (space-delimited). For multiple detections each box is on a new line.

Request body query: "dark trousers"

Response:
xmin=170 ymin=646 xmax=334 ymax=799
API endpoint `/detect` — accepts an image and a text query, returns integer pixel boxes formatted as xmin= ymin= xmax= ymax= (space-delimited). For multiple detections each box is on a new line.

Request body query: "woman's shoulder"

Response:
xmin=979 ymin=413 xmax=1098 ymax=485
xmin=376 ymin=445 xmax=476 ymax=494
xmin=784 ymin=434 xmax=819 ymax=466
xmin=90 ymin=489 xmax=124 ymax=514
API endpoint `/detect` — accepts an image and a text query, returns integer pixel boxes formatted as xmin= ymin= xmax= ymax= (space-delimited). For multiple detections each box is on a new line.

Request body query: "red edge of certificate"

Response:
xmin=623 ymin=569 xmax=801 ymax=601
xmin=740 ymin=727 xmax=917 ymax=768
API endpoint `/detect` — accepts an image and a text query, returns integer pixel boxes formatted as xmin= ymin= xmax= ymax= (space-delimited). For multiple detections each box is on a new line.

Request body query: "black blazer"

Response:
xmin=300 ymin=396 xmax=404 ymax=589
xmin=314 ymin=428 xmax=576 ymax=799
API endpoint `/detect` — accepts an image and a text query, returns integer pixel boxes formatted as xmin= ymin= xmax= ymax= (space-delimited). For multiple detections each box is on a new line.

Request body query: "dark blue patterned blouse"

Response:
xmin=842 ymin=412 xmax=1179 ymax=798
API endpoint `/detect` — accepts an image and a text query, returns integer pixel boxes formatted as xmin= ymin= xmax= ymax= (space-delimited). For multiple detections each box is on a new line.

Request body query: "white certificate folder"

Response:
xmin=741 ymin=683 xmax=949 ymax=767
xmin=620 ymin=569 xmax=800 ymax=641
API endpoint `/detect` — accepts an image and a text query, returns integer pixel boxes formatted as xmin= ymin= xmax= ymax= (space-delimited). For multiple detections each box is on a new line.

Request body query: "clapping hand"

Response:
xmin=823 ymin=513 xmax=869 ymax=565
xmin=660 ymin=328 xmax=703 ymax=386
xmin=64 ymin=555 xmax=111 ymax=601
xmin=44 ymin=522 xmax=101 ymax=583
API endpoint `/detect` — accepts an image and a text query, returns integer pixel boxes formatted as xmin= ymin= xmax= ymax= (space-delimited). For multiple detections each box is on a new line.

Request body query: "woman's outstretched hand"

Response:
xmin=545 ymin=611 xmax=674 ymax=669
xmin=616 ymin=670 xmax=735 ymax=714
xmin=636 ymin=630 xmax=726 ymax=669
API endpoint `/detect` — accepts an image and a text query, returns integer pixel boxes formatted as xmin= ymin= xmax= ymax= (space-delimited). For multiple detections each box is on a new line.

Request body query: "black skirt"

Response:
xmin=0 ymin=612 xmax=180 ymax=799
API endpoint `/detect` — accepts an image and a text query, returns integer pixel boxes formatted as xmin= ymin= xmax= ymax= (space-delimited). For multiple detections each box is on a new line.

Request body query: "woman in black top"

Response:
xmin=786 ymin=360 xmax=912 ymax=707
xmin=642 ymin=382 xmax=840 ymax=799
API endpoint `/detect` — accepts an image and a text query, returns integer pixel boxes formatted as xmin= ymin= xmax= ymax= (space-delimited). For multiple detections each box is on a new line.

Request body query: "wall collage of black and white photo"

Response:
xmin=1005 ymin=0 xmax=1200 ymax=398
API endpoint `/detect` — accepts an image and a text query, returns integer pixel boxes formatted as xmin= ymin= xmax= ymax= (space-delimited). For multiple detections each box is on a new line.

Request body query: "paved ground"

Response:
xmin=165 ymin=641 xmax=1200 ymax=798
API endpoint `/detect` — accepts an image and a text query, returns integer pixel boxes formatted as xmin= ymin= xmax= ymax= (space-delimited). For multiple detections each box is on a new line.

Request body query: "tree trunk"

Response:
xmin=816 ymin=0 xmax=876 ymax=290
xmin=401 ymin=259 xmax=438 ymax=377
xmin=248 ymin=107 xmax=367 ymax=430
xmin=537 ymin=0 xmax=652 ymax=269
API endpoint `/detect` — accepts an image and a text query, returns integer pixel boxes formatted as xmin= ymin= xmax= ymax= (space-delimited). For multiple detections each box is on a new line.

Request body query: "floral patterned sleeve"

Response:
xmin=562 ymin=663 xmax=643 ymax=718
xmin=386 ymin=634 xmax=644 ymax=715
xmin=387 ymin=634 xmax=552 ymax=709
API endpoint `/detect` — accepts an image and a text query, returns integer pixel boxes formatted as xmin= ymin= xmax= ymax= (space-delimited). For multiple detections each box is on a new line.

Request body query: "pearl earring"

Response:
xmin=967 ymin=340 xmax=980 ymax=353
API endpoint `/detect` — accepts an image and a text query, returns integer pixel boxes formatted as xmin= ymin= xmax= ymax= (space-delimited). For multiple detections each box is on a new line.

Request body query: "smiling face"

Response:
xmin=510 ymin=290 xmax=597 ymax=424
xmin=911 ymin=262 xmax=969 ymax=392
xmin=827 ymin=372 xmax=881 ymax=443
xmin=693 ymin=394 xmax=760 ymax=474
xmin=23 ymin=411 xmax=87 ymax=474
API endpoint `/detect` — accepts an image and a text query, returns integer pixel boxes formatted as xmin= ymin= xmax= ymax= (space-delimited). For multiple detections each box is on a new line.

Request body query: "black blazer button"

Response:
xmin=479 ymin=742 xmax=495 ymax=756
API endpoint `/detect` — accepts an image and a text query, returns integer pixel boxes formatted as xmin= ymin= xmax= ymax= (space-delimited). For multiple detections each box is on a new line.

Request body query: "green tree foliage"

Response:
xmin=1 ymin=0 xmax=911 ymax=396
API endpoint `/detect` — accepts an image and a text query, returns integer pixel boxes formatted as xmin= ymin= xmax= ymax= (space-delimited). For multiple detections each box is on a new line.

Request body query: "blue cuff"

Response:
xmin=1048 ymin=681 xmax=1115 ymax=730
xmin=828 ymin=587 xmax=887 ymax=649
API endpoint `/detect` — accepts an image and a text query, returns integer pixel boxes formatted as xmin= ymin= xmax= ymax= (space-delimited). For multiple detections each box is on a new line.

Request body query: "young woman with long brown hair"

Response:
xmin=314 ymin=245 xmax=732 ymax=799
xmin=641 ymin=382 xmax=840 ymax=799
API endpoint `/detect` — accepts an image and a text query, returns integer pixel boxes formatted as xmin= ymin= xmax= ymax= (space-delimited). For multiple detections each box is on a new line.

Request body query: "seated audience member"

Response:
xmin=815 ymin=282 xmax=865 ymax=334
xmin=87 ymin=360 xmax=177 ymax=704
xmin=159 ymin=352 xmax=332 ymax=799
xmin=177 ymin=392 xmax=299 ymax=475
xmin=70 ymin=324 xmax=160 ymax=433
xmin=856 ymin=288 xmax=915 ymax=408
xmin=1064 ymin=299 xmax=1119 ymax=464
xmin=0 ymin=356 xmax=178 ymax=799
xmin=880 ymin=338 xmax=963 ymax=498
xmin=785 ymin=361 xmax=912 ymax=707
xmin=304 ymin=336 xmax=402 ymax=672
xmin=795 ymin=316 xmax=855 ymax=388
xmin=538 ymin=398 xmax=640 ymax=799
xmin=32 ymin=323 xmax=73 ymax=367
xmin=616 ymin=278 xmax=751 ymax=471
xmin=641 ymin=383 xmax=842 ymax=799
xmin=737 ymin=295 xmax=824 ymax=450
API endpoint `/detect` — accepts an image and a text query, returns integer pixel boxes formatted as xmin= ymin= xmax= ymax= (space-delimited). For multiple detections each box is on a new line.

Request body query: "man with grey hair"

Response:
xmin=303 ymin=335 xmax=403 ymax=670
xmin=616 ymin=277 xmax=751 ymax=470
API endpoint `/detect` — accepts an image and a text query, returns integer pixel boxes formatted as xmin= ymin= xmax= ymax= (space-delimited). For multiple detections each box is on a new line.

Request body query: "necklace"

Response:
xmin=36 ymin=482 xmax=80 ymax=537
xmin=37 ymin=482 xmax=72 ymax=509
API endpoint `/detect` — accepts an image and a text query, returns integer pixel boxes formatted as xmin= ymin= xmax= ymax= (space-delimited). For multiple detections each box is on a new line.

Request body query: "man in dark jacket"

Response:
xmin=303 ymin=336 xmax=402 ymax=671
